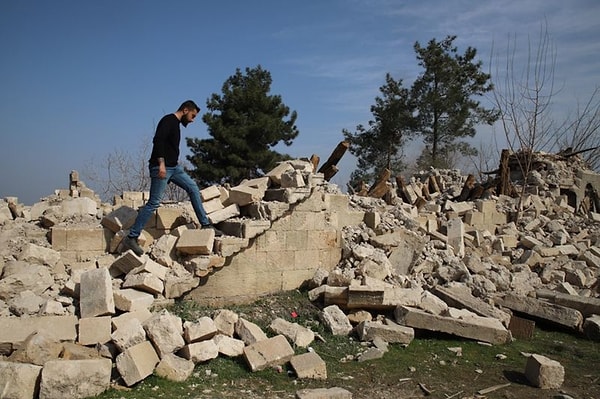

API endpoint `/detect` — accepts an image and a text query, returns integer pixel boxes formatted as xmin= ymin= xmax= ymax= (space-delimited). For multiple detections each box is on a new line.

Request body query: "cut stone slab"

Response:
xmin=115 ymin=340 xmax=160 ymax=387
xmin=183 ymin=316 xmax=218 ymax=343
xmin=111 ymin=318 xmax=147 ymax=352
xmin=290 ymin=351 xmax=327 ymax=379
xmin=122 ymin=272 xmax=164 ymax=295
xmin=7 ymin=331 xmax=63 ymax=366
xmin=536 ymin=288 xmax=600 ymax=317
xmin=295 ymin=387 xmax=353 ymax=399
xmin=176 ymin=229 xmax=215 ymax=255
xmin=508 ymin=315 xmax=536 ymax=340
xmin=357 ymin=347 xmax=386 ymax=362
xmin=243 ymin=334 xmax=295 ymax=372
xmin=524 ymin=354 xmax=564 ymax=389
xmin=143 ymin=310 xmax=185 ymax=358
xmin=110 ymin=250 xmax=145 ymax=275
xmin=0 ymin=315 xmax=77 ymax=355
xmin=154 ymin=353 xmax=195 ymax=382
xmin=179 ymin=339 xmax=219 ymax=363
xmin=235 ymin=317 xmax=269 ymax=345
xmin=111 ymin=308 xmax=153 ymax=331
xmin=78 ymin=316 xmax=112 ymax=345
xmin=113 ymin=288 xmax=155 ymax=312
xmin=394 ymin=306 xmax=511 ymax=345
xmin=79 ymin=268 xmax=115 ymax=318
xmin=0 ymin=361 xmax=42 ymax=399
xmin=208 ymin=203 xmax=241 ymax=224
xmin=356 ymin=320 xmax=414 ymax=345
xmin=101 ymin=205 xmax=137 ymax=233
xmin=497 ymin=293 xmax=583 ymax=330
xmin=583 ymin=315 xmax=600 ymax=341
xmin=433 ymin=285 xmax=512 ymax=327
xmin=213 ymin=309 xmax=239 ymax=337
xmin=320 ymin=305 xmax=353 ymax=336
xmin=39 ymin=358 xmax=112 ymax=399
xmin=269 ymin=317 xmax=315 ymax=348
xmin=213 ymin=334 xmax=245 ymax=357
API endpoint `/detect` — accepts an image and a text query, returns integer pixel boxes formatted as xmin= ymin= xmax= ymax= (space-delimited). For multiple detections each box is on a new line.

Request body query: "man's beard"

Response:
xmin=181 ymin=118 xmax=190 ymax=127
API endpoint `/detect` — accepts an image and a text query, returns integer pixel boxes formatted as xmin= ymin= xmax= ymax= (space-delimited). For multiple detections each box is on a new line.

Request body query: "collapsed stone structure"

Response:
xmin=0 ymin=151 xmax=598 ymax=398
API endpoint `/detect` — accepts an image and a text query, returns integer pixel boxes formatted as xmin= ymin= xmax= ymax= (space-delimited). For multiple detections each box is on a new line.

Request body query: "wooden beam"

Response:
xmin=318 ymin=141 xmax=349 ymax=181
xmin=367 ymin=168 xmax=391 ymax=198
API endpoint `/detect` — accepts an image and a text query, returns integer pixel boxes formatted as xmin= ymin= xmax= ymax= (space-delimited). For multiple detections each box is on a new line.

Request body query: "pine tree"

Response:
xmin=411 ymin=35 xmax=499 ymax=168
xmin=343 ymin=73 xmax=416 ymax=190
xmin=186 ymin=66 xmax=299 ymax=186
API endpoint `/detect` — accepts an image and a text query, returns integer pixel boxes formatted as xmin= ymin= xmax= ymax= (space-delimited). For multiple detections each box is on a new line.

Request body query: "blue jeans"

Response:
xmin=128 ymin=164 xmax=210 ymax=238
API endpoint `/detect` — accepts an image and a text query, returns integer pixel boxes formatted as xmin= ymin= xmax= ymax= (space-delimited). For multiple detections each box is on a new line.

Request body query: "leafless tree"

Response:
xmin=552 ymin=86 xmax=600 ymax=171
xmin=82 ymin=137 xmax=188 ymax=204
xmin=489 ymin=22 xmax=561 ymax=217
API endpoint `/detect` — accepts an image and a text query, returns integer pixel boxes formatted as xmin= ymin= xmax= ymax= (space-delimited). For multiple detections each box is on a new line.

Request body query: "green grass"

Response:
xmin=94 ymin=291 xmax=600 ymax=399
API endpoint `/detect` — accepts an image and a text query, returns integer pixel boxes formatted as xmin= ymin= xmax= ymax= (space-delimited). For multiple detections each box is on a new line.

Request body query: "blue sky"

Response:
xmin=1 ymin=0 xmax=599 ymax=205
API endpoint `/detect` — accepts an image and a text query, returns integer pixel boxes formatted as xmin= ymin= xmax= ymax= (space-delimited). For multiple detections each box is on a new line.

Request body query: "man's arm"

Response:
xmin=157 ymin=157 xmax=166 ymax=179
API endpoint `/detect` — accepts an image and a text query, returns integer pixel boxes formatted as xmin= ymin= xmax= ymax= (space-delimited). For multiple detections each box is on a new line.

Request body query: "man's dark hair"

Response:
xmin=178 ymin=100 xmax=200 ymax=112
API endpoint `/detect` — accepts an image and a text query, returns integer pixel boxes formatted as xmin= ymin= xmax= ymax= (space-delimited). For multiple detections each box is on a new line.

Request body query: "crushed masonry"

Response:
xmin=0 ymin=149 xmax=598 ymax=397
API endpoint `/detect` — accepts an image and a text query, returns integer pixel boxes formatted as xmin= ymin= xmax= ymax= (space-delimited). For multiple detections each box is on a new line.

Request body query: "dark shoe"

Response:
xmin=122 ymin=235 xmax=144 ymax=256
xmin=201 ymin=224 xmax=223 ymax=237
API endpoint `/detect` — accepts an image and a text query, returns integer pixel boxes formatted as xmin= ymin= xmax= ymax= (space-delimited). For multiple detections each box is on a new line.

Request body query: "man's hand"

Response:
xmin=158 ymin=158 xmax=167 ymax=179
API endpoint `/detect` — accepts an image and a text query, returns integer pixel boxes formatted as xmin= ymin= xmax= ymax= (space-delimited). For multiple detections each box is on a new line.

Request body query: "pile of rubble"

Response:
xmin=312 ymin=150 xmax=600 ymax=342
xmin=0 ymin=159 xmax=345 ymax=398
xmin=0 ymin=149 xmax=599 ymax=398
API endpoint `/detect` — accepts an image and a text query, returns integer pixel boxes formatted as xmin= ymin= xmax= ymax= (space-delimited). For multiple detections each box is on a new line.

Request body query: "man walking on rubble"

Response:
xmin=122 ymin=100 xmax=222 ymax=256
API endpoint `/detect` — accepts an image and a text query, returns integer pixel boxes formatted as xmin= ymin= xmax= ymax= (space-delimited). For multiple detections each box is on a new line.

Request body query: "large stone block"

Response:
xmin=208 ymin=204 xmax=240 ymax=224
xmin=101 ymin=205 xmax=137 ymax=233
xmin=447 ymin=218 xmax=465 ymax=257
xmin=235 ymin=317 xmax=268 ymax=345
xmin=54 ymin=226 xmax=108 ymax=252
xmin=0 ymin=361 xmax=42 ymax=399
xmin=39 ymin=359 xmax=112 ymax=399
xmin=143 ymin=310 xmax=185 ymax=358
xmin=179 ymin=340 xmax=219 ymax=363
xmin=356 ymin=320 xmax=414 ymax=344
xmin=176 ymin=229 xmax=215 ymax=255
xmin=113 ymin=288 xmax=154 ymax=312
xmin=156 ymin=207 xmax=186 ymax=230
xmin=395 ymin=306 xmax=511 ymax=345
xmin=524 ymin=354 xmax=564 ymax=389
xmin=154 ymin=353 xmax=194 ymax=382
xmin=269 ymin=318 xmax=315 ymax=348
xmin=202 ymin=197 xmax=224 ymax=214
xmin=183 ymin=316 xmax=218 ymax=343
xmin=78 ymin=316 xmax=112 ymax=345
xmin=0 ymin=316 xmax=77 ymax=355
xmin=200 ymin=185 xmax=222 ymax=201
xmin=290 ymin=351 xmax=327 ymax=380
xmin=228 ymin=185 xmax=264 ymax=206
xmin=213 ymin=334 xmax=245 ymax=357
xmin=243 ymin=335 xmax=295 ymax=372
xmin=115 ymin=340 xmax=160 ymax=387
xmin=295 ymin=387 xmax=353 ymax=399
xmin=498 ymin=293 xmax=583 ymax=330
xmin=79 ymin=268 xmax=115 ymax=318
xmin=320 ymin=305 xmax=352 ymax=336
xmin=111 ymin=308 xmax=153 ymax=331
